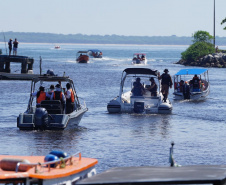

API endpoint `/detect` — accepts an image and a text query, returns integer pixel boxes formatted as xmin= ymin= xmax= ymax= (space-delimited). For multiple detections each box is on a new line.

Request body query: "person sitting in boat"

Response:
xmin=131 ymin=77 xmax=145 ymax=96
xmin=51 ymin=84 xmax=66 ymax=112
xmin=65 ymin=83 xmax=75 ymax=114
xmin=141 ymin=54 xmax=145 ymax=61
xmin=46 ymin=84 xmax=55 ymax=100
xmin=179 ymin=80 xmax=184 ymax=92
xmin=137 ymin=54 xmax=140 ymax=60
xmin=146 ymin=77 xmax=157 ymax=96
xmin=191 ymin=74 xmax=200 ymax=92
xmin=32 ymin=86 xmax=49 ymax=107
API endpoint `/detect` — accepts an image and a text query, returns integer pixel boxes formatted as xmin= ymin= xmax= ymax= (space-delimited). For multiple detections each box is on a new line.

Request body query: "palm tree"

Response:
xmin=221 ymin=18 xmax=226 ymax=30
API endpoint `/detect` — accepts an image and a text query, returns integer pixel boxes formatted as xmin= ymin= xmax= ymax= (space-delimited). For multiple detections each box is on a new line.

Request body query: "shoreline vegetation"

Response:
xmin=0 ymin=31 xmax=226 ymax=45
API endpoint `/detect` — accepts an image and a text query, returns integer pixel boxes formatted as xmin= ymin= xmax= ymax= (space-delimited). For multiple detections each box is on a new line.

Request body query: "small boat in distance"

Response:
xmin=173 ymin=68 xmax=210 ymax=100
xmin=54 ymin=45 xmax=60 ymax=49
xmin=88 ymin=49 xmax=103 ymax=58
xmin=76 ymin=51 xmax=89 ymax=63
xmin=107 ymin=68 xmax=172 ymax=114
xmin=17 ymin=75 xmax=88 ymax=130
xmin=0 ymin=151 xmax=98 ymax=185
xmin=132 ymin=53 xmax=147 ymax=65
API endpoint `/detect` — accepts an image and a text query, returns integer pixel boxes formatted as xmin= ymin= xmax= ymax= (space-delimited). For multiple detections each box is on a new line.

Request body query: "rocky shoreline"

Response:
xmin=176 ymin=52 xmax=226 ymax=68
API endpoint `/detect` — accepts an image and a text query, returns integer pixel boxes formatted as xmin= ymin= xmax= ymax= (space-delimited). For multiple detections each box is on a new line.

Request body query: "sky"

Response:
xmin=1 ymin=0 xmax=226 ymax=37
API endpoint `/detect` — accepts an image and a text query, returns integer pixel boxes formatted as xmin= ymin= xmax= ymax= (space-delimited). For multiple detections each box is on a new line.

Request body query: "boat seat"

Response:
xmin=40 ymin=100 xmax=63 ymax=114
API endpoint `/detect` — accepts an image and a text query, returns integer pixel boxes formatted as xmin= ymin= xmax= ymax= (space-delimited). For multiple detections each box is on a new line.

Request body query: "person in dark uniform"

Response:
xmin=8 ymin=39 xmax=12 ymax=56
xmin=147 ymin=77 xmax=157 ymax=96
xmin=158 ymin=69 xmax=173 ymax=102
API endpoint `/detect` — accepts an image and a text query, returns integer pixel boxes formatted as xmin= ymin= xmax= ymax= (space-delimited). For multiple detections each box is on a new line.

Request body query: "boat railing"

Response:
xmin=15 ymin=151 xmax=82 ymax=173
xmin=77 ymin=97 xmax=87 ymax=110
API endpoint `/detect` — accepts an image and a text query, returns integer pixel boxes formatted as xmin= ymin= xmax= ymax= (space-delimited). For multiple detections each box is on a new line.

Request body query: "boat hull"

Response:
xmin=132 ymin=59 xmax=147 ymax=65
xmin=17 ymin=107 xmax=88 ymax=130
xmin=173 ymin=88 xmax=210 ymax=101
xmin=107 ymin=96 xmax=172 ymax=114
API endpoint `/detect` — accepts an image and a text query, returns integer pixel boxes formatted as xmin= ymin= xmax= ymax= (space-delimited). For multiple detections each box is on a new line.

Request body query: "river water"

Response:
xmin=0 ymin=43 xmax=226 ymax=173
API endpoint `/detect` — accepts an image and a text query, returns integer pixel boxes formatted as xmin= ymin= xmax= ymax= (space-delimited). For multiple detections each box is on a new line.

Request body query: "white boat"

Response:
xmin=173 ymin=69 xmax=210 ymax=100
xmin=17 ymin=76 xmax=88 ymax=130
xmin=132 ymin=53 xmax=147 ymax=65
xmin=107 ymin=68 xmax=172 ymax=114
xmin=0 ymin=151 xmax=98 ymax=185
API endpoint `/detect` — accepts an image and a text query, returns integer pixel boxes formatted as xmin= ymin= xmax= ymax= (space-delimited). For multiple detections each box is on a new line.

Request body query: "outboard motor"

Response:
xmin=134 ymin=101 xmax=144 ymax=113
xmin=34 ymin=107 xmax=48 ymax=129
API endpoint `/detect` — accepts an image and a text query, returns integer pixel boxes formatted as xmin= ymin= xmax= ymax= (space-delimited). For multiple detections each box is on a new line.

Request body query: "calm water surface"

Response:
xmin=0 ymin=43 xmax=226 ymax=173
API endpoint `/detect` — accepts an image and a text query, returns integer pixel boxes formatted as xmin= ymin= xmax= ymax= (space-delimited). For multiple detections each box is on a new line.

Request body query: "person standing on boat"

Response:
xmin=158 ymin=69 xmax=172 ymax=102
xmin=8 ymin=39 xmax=12 ymax=56
xmin=13 ymin=38 xmax=19 ymax=55
xmin=52 ymin=84 xmax=66 ymax=112
xmin=65 ymin=83 xmax=75 ymax=114
xmin=147 ymin=77 xmax=157 ymax=96
xmin=32 ymin=86 xmax=48 ymax=107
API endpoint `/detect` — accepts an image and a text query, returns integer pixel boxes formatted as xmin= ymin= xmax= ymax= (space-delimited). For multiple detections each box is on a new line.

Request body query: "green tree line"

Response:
xmin=0 ymin=31 xmax=226 ymax=45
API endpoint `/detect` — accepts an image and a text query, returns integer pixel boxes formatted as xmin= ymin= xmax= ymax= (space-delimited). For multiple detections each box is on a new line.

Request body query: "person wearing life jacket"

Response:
xmin=51 ymin=84 xmax=66 ymax=112
xmin=32 ymin=86 xmax=47 ymax=107
xmin=65 ymin=83 xmax=75 ymax=114
xmin=191 ymin=74 xmax=200 ymax=91
xmin=158 ymin=69 xmax=173 ymax=102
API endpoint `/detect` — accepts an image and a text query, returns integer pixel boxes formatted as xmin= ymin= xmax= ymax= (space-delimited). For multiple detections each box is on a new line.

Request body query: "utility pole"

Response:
xmin=213 ymin=0 xmax=215 ymax=48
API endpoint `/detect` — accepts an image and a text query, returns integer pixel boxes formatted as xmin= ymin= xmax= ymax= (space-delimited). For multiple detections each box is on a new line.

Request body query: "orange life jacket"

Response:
xmin=66 ymin=89 xmax=75 ymax=103
xmin=37 ymin=91 xmax=46 ymax=104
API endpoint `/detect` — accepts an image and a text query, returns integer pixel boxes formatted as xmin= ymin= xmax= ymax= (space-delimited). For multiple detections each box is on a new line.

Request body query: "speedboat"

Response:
xmin=0 ymin=151 xmax=98 ymax=185
xmin=173 ymin=68 xmax=210 ymax=100
xmin=88 ymin=49 xmax=103 ymax=58
xmin=54 ymin=45 xmax=60 ymax=49
xmin=132 ymin=53 xmax=147 ymax=65
xmin=76 ymin=51 xmax=89 ymax=63
xmin=17 ymin=76 xmax=88 ymax=130
xmin=107 ymin=68 xmax=172 ymax=114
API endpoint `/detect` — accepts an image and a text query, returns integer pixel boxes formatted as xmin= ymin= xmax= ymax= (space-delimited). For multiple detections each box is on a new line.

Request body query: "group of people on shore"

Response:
xmin=8 ymin=38 xmax=19 ymax=56
xmin=131 ymin=68 xmax=173 ymax=102
xmin=32 ymin=82 xmax=75 ymax=114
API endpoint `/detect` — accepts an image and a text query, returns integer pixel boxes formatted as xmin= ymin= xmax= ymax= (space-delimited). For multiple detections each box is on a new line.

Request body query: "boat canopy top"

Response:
xmin=133 ymin=53 xmax=146 ymax=55
xmin=175 ymin=69 xmax=208 ymax=76
xmin=32 ymin=76 xmax=72 ymax=83
xmin=123 ymin=68 xmax=158 ymax=76
xmin=88 ymin=49 xmax=102 ymax=53
xmin=77 ymin=51 xmax=89 ymax=54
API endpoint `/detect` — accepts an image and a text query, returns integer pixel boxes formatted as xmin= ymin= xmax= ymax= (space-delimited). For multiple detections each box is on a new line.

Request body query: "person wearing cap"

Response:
xmin=158 ymin=69 xmax=172 ymax=102
xmin=146 ymin=77 xmax=157 ymax=96
xmin=65 ymin=83 xmax=75 ymax=114
xmin=13 ymin=38 xmax=19 ymax=55
xmin=51 ymin=84 xmax=66 ymax=111
xmin=131 ymin=77 xmax=145 ymax=96
xmin=8 ymin=39 xmax=13 ymax=56
xmin=32 ymin=86 xmax=48 ymax=107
